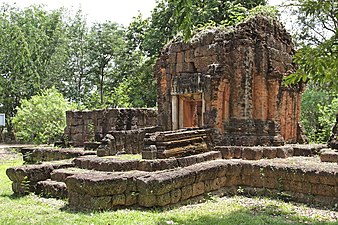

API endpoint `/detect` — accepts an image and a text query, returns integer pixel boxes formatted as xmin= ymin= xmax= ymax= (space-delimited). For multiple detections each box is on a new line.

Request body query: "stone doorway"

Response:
xmin=172 ymin=93 xmax=204 ymax=130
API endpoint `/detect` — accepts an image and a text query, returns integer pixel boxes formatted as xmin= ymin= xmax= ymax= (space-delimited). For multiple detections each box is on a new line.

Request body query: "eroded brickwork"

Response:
xmin=155 ymin=16 xmax=304 ymax=146
xmin=64 ymin=108 xmax=157 ymax=146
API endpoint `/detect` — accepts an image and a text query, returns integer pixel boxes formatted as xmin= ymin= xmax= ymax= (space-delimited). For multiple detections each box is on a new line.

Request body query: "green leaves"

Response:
xmin=283 ymin=0 xmax=338 ymax=89
xmin=301 ymin=87 xmax=338 ymax=143
xmin=12 ymin=88 xmax=70 ymax=144
xmin=0 ymin=5 xmax=67 ymax=133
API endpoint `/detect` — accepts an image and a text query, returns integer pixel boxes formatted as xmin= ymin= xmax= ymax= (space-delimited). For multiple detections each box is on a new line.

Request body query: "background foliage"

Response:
xmin=301 ymin=87 xmax=338 ymax=143
xmin=0 ymin=0 xmax=337 ymax=143
xmin=12 ymin=88 xmax=70 ymax=144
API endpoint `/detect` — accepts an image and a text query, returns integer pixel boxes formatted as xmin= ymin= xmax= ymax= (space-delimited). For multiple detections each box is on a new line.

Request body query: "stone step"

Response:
xmin=6 ymin=160 xmax=74 ymax=195
xmin=84 ymin=142 xmax=101 ymax=150
xmin=143 ymin=129 xmax=213 ymax=159
xmin=320 ymin=149 xmax=338 ymax=163
xmin=21 ymin=147 xmax=96 ymax=164
xmin=35 ymin=179 xmax=68 ymax=199
xmin=51 ymin=167 xmax=93 ymax=182
xmin=66 ymin=157 xmax=338 ymax=211
xmin=145 ymin=129 xmax=210 ymax=143
xmin=292 ymin=144 xmax=326 ymax=156
xmin=73 ymin=151 xmax=222 ymax=172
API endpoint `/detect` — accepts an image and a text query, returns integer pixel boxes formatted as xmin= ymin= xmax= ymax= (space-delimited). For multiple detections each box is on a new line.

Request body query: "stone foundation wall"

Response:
xmin=64 ymin=108 xmax=157 ymax=146
xmin=6 ymin=162 xmax=73 ymax=195
xmin=20 ymin=147 xmax=96 ymax=164
xmin=66 ymin=160 xmax=337 ymax=210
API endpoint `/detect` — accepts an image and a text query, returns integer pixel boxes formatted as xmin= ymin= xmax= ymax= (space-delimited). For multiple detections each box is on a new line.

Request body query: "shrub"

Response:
xmin=12 ymin=88 xmax=70 ymax=144
xmin=301 ymin=87 xmax=338 ymax=143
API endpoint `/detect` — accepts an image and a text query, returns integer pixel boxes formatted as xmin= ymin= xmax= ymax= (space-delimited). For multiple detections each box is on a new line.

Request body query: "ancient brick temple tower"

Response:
xmin=155 ymin=16 xmax=305 ymax=146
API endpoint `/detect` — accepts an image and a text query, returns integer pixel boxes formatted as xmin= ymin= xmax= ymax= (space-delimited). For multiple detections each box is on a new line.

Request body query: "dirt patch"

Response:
xmin=0 ymin=146 xmax=22 ymax=163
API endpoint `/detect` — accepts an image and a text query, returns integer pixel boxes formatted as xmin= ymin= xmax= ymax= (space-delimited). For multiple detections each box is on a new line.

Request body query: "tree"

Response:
xmin=301 ymin=86 xmax=338 ymax=143
xmin=120 ymin=0 xmax=271 ymax=109
xmin=0 ymin=4 xmax=67 ymax=134
xmin=12 ymin=88 xmax=70 ymax=144
xmin=86 ymin=22 xmax=125 ymax=106
xmin=283 ymin=0 xmax=338 ymax=89
xmin=170 ymin=0 xmax=268 ymax=41
xmin=61 ymin=10 xmax=91 ymax=105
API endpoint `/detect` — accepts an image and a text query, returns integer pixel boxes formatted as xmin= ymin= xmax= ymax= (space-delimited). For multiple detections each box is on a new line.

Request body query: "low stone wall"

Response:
xmin=74 ymin=151 xmax=222 ymax=172
xmin=6 ymin=162 xmax=73 ymax=195
xmin=64 ymin=108 xmax=157 ymax=146
xmin=21 ymin=147 xmax=96 ymax=164
xmin=66 ymin=159 xmax=337 ymax=210
xmin=216 ymin=144 xmax=325 ymax=160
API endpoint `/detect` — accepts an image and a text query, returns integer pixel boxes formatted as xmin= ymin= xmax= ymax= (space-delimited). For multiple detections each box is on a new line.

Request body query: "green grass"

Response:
xmin=0 ymin=154 xmax=337 ymax=225
xmin=102 ymin=154 xmax=142 ymax=160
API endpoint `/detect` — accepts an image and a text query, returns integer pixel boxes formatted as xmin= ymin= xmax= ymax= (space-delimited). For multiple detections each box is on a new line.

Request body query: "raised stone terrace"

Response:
xmin=6 ymin=143 xmax=337 ymax=211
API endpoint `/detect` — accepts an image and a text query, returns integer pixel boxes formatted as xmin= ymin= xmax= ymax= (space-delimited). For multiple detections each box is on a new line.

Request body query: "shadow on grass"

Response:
xmin=0 ymin=193 xmax=26 ymax=200
xmin=57 ymin=198 xmax=337 ymax=225
xmin=156 ymin=205 xmax=338 ymax=225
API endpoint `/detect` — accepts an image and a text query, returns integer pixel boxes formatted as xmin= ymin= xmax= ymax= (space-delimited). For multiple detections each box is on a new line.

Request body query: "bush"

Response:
xmin=12 ymin=88 xmax=70 ymax=144
xmin=301 ymin=87 xmax=338 ymax=143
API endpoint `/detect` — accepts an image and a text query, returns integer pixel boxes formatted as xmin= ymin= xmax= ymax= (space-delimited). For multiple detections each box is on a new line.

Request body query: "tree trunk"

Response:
xmin=100 ymin=67 xmax=104 ymax=104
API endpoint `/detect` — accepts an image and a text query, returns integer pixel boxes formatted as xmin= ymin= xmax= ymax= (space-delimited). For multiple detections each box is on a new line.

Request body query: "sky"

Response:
xmin=0 ymin=0 xmax=157 ymax=26
xmin=0 ymin=0 xmax=282 ymax=26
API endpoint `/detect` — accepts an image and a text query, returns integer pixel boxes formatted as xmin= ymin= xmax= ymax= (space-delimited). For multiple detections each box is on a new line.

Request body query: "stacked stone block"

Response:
xmin=20 ymin=147 xmax=96 ymax=164
xmin=142 ymin=129 xmax=214 ymax=159
xmin=65 ymin=160 xmax=337 ymax=210
xmin=97 ymin=126 xmax=161 ymax=156
xmin=64 ymin=108 xmax=157 ymax=146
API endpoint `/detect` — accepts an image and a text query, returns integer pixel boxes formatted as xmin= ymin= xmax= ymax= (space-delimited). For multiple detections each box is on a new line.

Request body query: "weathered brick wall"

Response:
xmin=64 ymin=108 xmax=157 ymax=146
xmin=155 ymin=16 xmax=304 ymax=146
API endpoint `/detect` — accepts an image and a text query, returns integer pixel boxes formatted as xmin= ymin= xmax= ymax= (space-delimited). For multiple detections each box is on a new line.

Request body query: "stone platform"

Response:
xmin=20 ymin=147 xmax=96 ymax=164
xmin=320 ymin=149 xmax=338 ymax=163
xmin=6 ymin=144 xmax=337 ymax=211
xmin=64 ymin=157 xmax=337 ymax=210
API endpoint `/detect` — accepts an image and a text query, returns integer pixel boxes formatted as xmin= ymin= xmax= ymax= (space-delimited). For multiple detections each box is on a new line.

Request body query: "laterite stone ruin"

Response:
xmin=156 ymin=16 xmax=305 ymax=146
xmin=6 ymin=16 xmax=338 ymax=211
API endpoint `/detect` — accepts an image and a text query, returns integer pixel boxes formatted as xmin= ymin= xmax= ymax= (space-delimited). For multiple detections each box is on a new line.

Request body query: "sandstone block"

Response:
xmin=242 ymin=147 xmax=263 ymax=160
xmin=226 ymin=176 xmax=241 ymax=186
xmin=66 ymin=173 xmax=127 ymax=196
xmin=311 ymin=184 xmax=336 ymax=197
xmin=170 ymin=189 xmax=181 ymax=204
xmin=125 ymin=193 xmax=138 ymax=206
xmin=157 ymin=192 xmax=171 ymax=206
xmin=112 ymin=194 xmax=126 ymax=206
xmin=233 ymin=147 xmax=242 ymax=159
xmin=138 ymin=193 xmax=157 ymax=207
xmin=218 ymin=146 xmax=234 ymax=159
xmin=262 ymin=147 xmax=277 ymax=159
xmin=320 ymin=149 xmax=338 ymax=163
xmin=262 ymin=177 xmax=278 ymax=189
xmin=181 ymin=185 xmax=193 ymax=200
xmin=68 ymin=192 xmax=112 ymax=210
xmin=192 ymin=182 xmax=205 ymax=197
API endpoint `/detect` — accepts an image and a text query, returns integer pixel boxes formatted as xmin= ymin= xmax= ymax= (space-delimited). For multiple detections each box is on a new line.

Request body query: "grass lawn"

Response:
xmin=0 ymin=150 xmax=337 ymax=225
